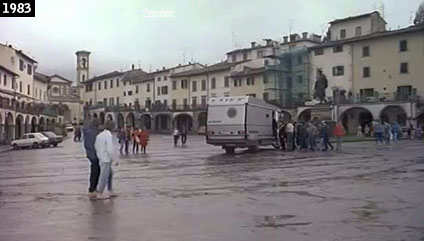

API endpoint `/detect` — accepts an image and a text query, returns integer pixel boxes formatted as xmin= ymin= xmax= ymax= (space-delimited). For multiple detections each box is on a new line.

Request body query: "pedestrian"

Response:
xmin=132 ymin=128 xmax=140 ymax=153
xmin=74 ymin=126 xmax=81 ymax=142
xmin=124 ymin=126 xmax=131 ymax=155
xmin=365 ymin=125 xmax=370 ymax=137
xmin=95 ymin=120 xmax=117 ymax=200
xmin=180 ymin=126 xmax=187 ymax=145
xmin=321 ymin=122 xmax=334 ymax=151
xmin=292 ymin=122 xmax=297 ymax=150
xmin=117 ymin=128 xmax=126 ymax=154
xmin=298 ymin=122 xmax=308 ymax=150
xmin=357 ymin=125 xmax=363 ymax=137
xmin=374 ymin=121 xmax=384 ymax=145
xmin=414 ymin=125 xmax=422 ymax=140
xmin=173 ymin=128 xmax=180 ymax=146
xmin=391 ymin=121 xmax=400 ymax=144
xmin=407 ymin=123 xmax=413 ymax=139
xmin=383 ymin=122 xmax=391 ymax=144
xmin=139 ymin=129 xmax=149 ymax=153
xmin=285 ymin=122 xmax=294 ymax=151
xmin=83 ymin=118 xmax=102 ymax=197
xmin=278 ymin=123 xmax=286 ymax=150
xmin=307 ymin=122 xmax=318 ymax=151
xmin=333 ymin=120 xmax=345 ymax=152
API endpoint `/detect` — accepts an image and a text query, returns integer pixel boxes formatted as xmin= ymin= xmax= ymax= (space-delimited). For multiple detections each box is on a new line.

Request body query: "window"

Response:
xmin=332 ymin=66 xmax=344 ymax=76
xmin=257 ymin=50 xmax=263 ymax=58
xmin=158 ymin=76 xmax=161 ymax=81
xmin=355 ymin=26 xmax=362 ymax=37
xmin=128 ymin=90 xmax=133 ymax=96
xmin=172 ymin=99 xmax=177 ymax=108
xmin=162 ymin=86 xmax=168 ymax=95
xmin=314 ymin=48 xmax=324 ymax=56
xmin=135 ymin=85 xmax=139 ymax=94
xmin=82 ymin=75 xmax=85 ymax=82
xmin=27 ymin=84 xmax=30 ymax=95
xmin=224 ymin=77 xmax=229 ymax=87
xmin=400 ymin=62 xmax=408 ymax=74
xmin=164 ymin=76 xmax=167 ymax=80
xmin=232 ymin=55 xmax=237 ymax=62
xmin=333 ymin=45 xmax=343 ymax=53
xmin=363 ymin=67 xmax=370 ymax=78
xmin=192 ymin=81 xmax=197 ymax=92
xmin=264 ymin=60 xmax=269 ymax=65
xmin=263 ymin=92 xmax=269 ymax=101
xmin=340 ymin=29 xmax=346 ymax=39
xmin=103 ymin=98 xmax=107 ymax=106
xmin=246 ymin=93 xmax=256 ymax=97
xmin=163 ymin=99 xmax=167 ymax=107
xmin=192 ymin=96 xmax=197 ymax=107
xmin=98 ymin=82 xmax=101 ymax=90
xmin=224 ymin=92 xmax=230 ymax=97
xmin=110 ymin=79 xmax=113 ymax=88
xmin=172 ymin=81 xmax=177 ymax=90
xmin=19 ymin=81 xmax=22 ymax=92
xmin=183 ymin=98 xmax=188 ymax=107
xmin=243 ymin=52 xmax=248 ymax=60
xmin=297 ymin=55 xmax=303 ymax=64
xmin=263 ymin=74 xmax=268 ymax=84
xmin=201 ymin=79 xmax=206 ymax=91
xmin=296 ymin=75 xmax=303 ymax=83
xmin=181 ymin=79 xmax=188 ymax=89
xmin=147 ymin=83 xmax=150 ymax=92
xmin=39 ymin=89 xmax=41 ymax=99
xmin=360 ymin=88 xmax=374 ymax=97
xmin=116 ymin=97 xmax=120 ymax=105
xmin=246 ymin=77 xmax=255 ymax=85
xmin=116 ymin=78 xmax=120 ymax=87
xmin=362 ymin=46 xmax=370 ymax=57
xmin=211 ymin=78 xmax=216 ymax=89
xmin=27 ymin=64 xmax=32 ymax=75
xmin=234 ymin=79 xmax=242 ymax=87
xmin=123 ymin=91 xmax=126 ymax=96
xmin=19 ymin=59 xmax=24 ymax=71
xmin=124 ymin=81 xmax=127 ymax=86
xmin=201 ymin=95 xmax=207 ymax=106
xmin=3 ymin=74 xmax=6 ymax=86
xmin=400 ymin=40 xmax=408 ymax=52
xmin=109 ymin=98 xmax=114 ymax=106
xmin=104 ymin=80 xmax=107 ymax=89
xmin=157 ymin=87 xmax=161 ymax=96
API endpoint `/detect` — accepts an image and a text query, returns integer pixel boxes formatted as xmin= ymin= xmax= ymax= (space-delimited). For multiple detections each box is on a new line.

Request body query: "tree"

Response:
xmin=414 ymin=1 xmax=424 ymax=25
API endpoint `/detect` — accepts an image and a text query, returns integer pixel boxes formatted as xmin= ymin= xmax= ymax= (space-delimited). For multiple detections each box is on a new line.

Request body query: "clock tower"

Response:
xmin=75 ymin=50 xmax=90 ymax=84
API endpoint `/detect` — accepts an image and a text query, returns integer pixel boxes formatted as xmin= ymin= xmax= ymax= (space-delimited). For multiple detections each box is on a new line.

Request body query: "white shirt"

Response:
xmin=286 ymin=123 xmax=294 ymax=133
xmin=94 ymin=130 xmax=115 ymax=164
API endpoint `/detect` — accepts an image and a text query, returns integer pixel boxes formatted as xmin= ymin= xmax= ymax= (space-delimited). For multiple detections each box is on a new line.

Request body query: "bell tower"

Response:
xmin=75 ymin=50 xmax=90 ymax=84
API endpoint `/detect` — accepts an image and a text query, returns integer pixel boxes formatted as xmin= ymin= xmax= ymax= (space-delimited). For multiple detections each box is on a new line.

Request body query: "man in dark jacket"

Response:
xmin=321 ymin=122 xmax=334 ymax=151
xmin=83 ymin=118 xmax=102 ymax=196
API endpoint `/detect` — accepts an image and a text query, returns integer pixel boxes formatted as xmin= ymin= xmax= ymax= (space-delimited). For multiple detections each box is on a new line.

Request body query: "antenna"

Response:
xmin=149 ymin=64 xmax=152 ymax=73
xmin=138 ymin=60 xmax=141 ymax=69
xmin=231 ymin=30 xmax=240 ymax=48
xmin=379 ymin=2 xmax=385 ymax=19
xmin=190 ymin=52 xmax=194 ymax=62
xmin=288 ymin=19 xmax=293 ymax=34
xmin=182 ymin=52 xmax=186 ymax=63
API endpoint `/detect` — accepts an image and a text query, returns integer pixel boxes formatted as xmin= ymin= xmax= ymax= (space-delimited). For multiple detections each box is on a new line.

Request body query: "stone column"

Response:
xmin=0 ymin=124 xmax=4 ymax=143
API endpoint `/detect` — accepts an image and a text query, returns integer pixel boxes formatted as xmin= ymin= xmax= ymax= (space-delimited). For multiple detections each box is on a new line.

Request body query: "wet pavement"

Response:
xmin=0 ymin=135 xmax=424 ymax=241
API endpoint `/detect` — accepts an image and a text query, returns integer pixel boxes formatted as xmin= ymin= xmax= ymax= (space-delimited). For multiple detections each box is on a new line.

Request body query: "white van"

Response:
xmin=206 ymin=96 xmax=280 ymax=153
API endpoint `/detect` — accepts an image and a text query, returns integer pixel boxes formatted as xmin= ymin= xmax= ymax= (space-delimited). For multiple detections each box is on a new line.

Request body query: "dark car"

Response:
xmin=41 ymin=131 xmax=63 ymax=147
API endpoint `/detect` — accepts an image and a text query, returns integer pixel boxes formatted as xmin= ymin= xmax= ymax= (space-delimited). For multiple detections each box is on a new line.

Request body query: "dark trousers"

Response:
xmin=375 ymin=132 xmax=384 ymax=144
xmin=141 ymin=145 xmax=146 ymax=153
xmin=88 ymin=159 xmax=101 ymax=193
xmin=279 ymin=136 xmax=286 ymax=150
xmin=181 ymin=134 xmax=187 ymax=144
xmin=133 ymin=141 xmax=139 ymax=153
xmin=174 ymin=135 xmax=179 ymax=145
xmin=124 ymin=140 xmax=130 ymax=154
xmin=323 ymin=136 xmax=334 ymax=150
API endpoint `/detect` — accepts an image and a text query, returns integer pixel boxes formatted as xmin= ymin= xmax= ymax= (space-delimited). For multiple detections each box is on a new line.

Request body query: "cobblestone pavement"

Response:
xmin=0 ymin=135 xmax=423 ymax=241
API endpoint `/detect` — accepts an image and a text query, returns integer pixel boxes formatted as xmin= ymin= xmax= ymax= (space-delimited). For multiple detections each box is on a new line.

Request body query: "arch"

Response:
xmin=197 ymin=112 xmax=207 ymax=129
xmin=46 ymin=118 xmax=52 ymax=131
xmin=298 ymin=109 xmax=311 ymax=122
xmin=139 ymin=114 xmax=152 ymax=130
xmin=0 ymin=112 xmax=2 ymax=143
xmin=280 ymin=110 xmax=292 ymax=122
xmin=117 ymin=113 xmax=125 ymax=129
xmin=15 ymin=114 xmax=24 ymax=139
xmin=93 ymin=113 xmax=98 ymax=119
xmin=106 ymin=113 xmax=113 ymax=121
xmin=31 ymin=116 xmax=38 ymax=132
xmin=155 ymin=114 xmax=171 ymax=131
xmin=126 ymin=112 xmax=135 ymax=128
xmin=39 ymin=117 xmax=46 ymax=131
xmin=24 ymin=115 xmax=30 ymax=133
xmin=379 ymin=105 xmax=407 ymax=126
xmin=99 ymin=112 xmax=105 ymax=125
xmin=5 ymin=112 xmax=14 ymax=142
xmin=174 ymin=113 xmax=193 ymax=132
xmin=339 ymin=107 xmax=373 ymax=134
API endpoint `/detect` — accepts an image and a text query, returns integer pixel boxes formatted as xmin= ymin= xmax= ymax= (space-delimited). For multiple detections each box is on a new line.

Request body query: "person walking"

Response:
xmin=364 ymin=125 xmax=370 ymax=137
xmin=278 ymin=123 xmax=286 ymax=150
xmin=374 ymin=121 xmax=384 ymax=145
xmin=333 ymin=121 xmax=345 ymax=152
xmin=298 ymin=122 xmax=308 ymax=150
xmin=391 ymin=121 xmax=400 ymax=144
xmin=307 ymin=122 xmax=318 ymax=151
xmin=118 ymin=128 xmax=126 ymax=154
xmin=173 ymin=128 xmax=180 ymax=146
xmin=95 ymin=120 xmax=117 ymax=200
xmin=321 ymin=122 xmax=334 ymax=151
xmin=83 ymin=118 xmax=102 ymax=197
xmin=383 ymin=122 xmax=391 ymax=144
xmin=138 ymin=129 xmax=149 ymax=153
xmin=357 ymin=125 xmax=363 ymax=137
xmin=286 ymin=121 xmax=294 ymax=151
xmin=180 ymin=126 xmax=187 ymax=145
xmin=132 ymin=128 xmax=140 ymax=154
xmin=124 ymin=126 xmax=131 ymax=154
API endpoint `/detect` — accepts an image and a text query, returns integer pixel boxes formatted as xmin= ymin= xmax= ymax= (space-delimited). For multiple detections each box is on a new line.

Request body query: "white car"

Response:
xmin=11 ymin=133 xmax=49 ymax=149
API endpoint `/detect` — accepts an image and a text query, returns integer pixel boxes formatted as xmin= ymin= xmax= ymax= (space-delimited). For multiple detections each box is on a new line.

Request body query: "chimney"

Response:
xmin=251 ymin=41 xmax=256 ymax=48
xmin=188 ymin=61 xmax=191 ymax=64
xmin=283 ymin=36 xmax=288 ymax=44
xmin=162 ymin=66 xmax=165 ymax=70
xmin=289 ymin=34 xmax=300 ymax=42
xmin=312 ymin=34 xmax=322 ymax=42
xmin=302 ymin=32 xmax=308 ymax=39
xmin=264 ymin=39 xmax=272 ymax=46
xmin=132 ymin=64 xmax=135 ymax=70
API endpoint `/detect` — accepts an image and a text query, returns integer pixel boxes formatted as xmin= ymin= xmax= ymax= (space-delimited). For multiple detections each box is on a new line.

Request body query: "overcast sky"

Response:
xmin=0 ymin=0 xmax=421 ymax=81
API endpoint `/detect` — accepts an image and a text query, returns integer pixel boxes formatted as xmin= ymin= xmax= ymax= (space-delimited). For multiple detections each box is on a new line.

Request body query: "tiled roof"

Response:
xmin=230 ymin=67 xmax=265 ymax=78
xmin=121 ymin=69 xmax=150 ymax=84
xmin=226 ymin=45 xmax=269 ymax=55
xmin=83 ymin=71 xmax=123 ymax=84
xmin=34 ymin=72 xmax=50 ymax=83
xmin=170 ymin=62 xmax=234 ymax=78
xmin=152 ymin=63 xmax=204 ymax=74
xmin=329 ymin=11 xmax=385 ymax=24
xmin=0 ymin=64 xmax=19 ymax=76
xmin=309 ymin=24 xmax=424 ymax=50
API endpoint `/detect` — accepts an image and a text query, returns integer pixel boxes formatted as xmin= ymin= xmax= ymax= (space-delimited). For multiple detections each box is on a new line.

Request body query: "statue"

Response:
xmin=313 ymin=69 xmax=328 ymax=103
xmin=81 ymin=58 xmax=86 ymax=68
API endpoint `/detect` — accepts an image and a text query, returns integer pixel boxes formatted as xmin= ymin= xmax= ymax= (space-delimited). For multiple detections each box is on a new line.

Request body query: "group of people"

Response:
xmin=278 ymin=120 xmax=346 ymax=152
xmin=117 ymin=127 xmax=150 ymax=155
xmin=172 ymin=126 xmax=188 ymax=146
xmin=368 ymin=121 xmax=401 ymax=145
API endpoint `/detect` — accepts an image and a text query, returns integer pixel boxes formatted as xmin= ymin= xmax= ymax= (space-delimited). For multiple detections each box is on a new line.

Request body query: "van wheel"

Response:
xmin=33 ymin=142 xmax=39 ymax=149
xmin=272 ymin=143 xmax=281 ymax=149
xmin=224 ymin=147 xmax=235 ymax=154
xmin=248 ymin=146 xmax=258 ymax=152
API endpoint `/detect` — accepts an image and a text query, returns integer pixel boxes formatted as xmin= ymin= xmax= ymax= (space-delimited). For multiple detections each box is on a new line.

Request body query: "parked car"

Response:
xmin=65 ymin=124 xmax=74 ymax=132
xmin=11 ymin=133 xmax=49 ymax=149
xmin=41 ymin=131 xmax=63 ymax=147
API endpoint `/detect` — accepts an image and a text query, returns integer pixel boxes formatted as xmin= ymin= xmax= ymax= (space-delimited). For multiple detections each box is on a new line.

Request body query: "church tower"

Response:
xmin=75 ymin=50 xmax=90 ymax=84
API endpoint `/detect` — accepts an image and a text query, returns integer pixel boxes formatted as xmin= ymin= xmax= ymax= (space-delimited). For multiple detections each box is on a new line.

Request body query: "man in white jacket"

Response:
xmin=95 ymin=120 xmax=117 ymax=199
